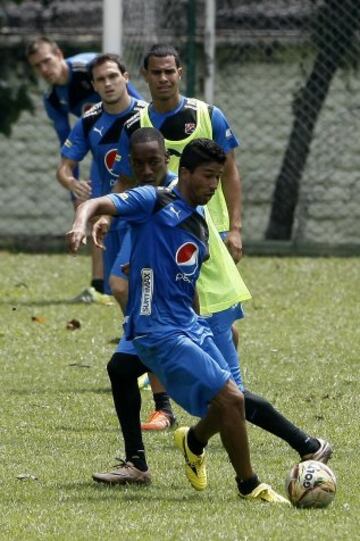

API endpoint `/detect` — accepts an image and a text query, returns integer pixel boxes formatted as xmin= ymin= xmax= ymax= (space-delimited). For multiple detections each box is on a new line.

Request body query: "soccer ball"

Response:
xmin=285 ymin=460 xmax=336 ymax=508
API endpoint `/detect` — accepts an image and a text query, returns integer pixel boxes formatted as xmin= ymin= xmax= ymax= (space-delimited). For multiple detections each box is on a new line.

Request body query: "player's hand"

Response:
xmin=225 ymin=229 xmax=243 ymax=263
xmin=66 ymin=227 xmax=87 ymax=254
xmin=92 ymin=215 xmax=111 ymax=249
xmin=70 ymin=179 xmax=91 ymax=201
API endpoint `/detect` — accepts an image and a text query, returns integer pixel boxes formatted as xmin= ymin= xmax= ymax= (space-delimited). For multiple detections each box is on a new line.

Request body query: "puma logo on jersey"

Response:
xmin=93 ymin=126 xmax=104 ymax=137
xmin=169 ymin=205 xmax=181 ymax=219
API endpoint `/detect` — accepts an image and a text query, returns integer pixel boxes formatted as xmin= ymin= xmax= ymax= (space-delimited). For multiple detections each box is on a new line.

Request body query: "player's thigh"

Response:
xmin=134 ymin=334 xmax=231 ymax=417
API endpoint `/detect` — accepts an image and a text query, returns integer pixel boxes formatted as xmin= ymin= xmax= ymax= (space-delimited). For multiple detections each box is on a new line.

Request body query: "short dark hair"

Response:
xmin=88 ymin=54 xmax=127 ymax=79
xmin=180 ymin=139 xmax=226 ymax=172
xmin=143 ymin=44 xmax=181 ymax=70
xmin=130 ymin=127 xmax=166 ymax=152
xmin=26 ymin=36 xmax=60 ymax=58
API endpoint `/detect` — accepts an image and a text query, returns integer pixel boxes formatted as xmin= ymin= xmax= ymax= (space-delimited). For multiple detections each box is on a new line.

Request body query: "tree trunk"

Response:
xmin=265 ymin=0 xmax=360 ymax=240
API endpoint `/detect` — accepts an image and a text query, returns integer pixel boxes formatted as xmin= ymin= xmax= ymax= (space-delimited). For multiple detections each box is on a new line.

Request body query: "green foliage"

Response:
xmin=0 ymin=48 xmax=35 ymax=137
xmin=1 ymin=253 xmax=359 ymax=539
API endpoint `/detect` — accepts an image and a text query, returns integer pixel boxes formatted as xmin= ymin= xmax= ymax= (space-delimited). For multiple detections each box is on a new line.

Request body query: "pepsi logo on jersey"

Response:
xmin=104 ymin=149 xmax=118 ymax=177
xmin=175 ymin=242 xmax=199 ymax=282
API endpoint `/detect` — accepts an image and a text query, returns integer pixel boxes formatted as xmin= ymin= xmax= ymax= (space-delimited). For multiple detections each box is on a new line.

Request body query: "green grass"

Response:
xmin=0 ymin=252 xmax=359 ymax=540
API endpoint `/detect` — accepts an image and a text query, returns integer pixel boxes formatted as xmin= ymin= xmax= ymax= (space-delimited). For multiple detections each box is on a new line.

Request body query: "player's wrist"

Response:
xmin=68 ymin=177 xmax=78 ymax=192
xmin=229 ymin=223 xmax=242 ymax=234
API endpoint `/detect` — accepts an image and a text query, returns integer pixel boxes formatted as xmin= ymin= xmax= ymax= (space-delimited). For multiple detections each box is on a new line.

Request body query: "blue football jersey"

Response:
xmin=44 ymin=52 xmax=144 ymax=146
xmin=61 ymin=98 xmax=147 ymax=199
xmin=107 ymin=186 xmax=209 ymax=340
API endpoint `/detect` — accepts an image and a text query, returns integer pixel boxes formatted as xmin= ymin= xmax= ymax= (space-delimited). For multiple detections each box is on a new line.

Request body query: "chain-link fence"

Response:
xmin=0 ymin=0 xmax=359 ymax=252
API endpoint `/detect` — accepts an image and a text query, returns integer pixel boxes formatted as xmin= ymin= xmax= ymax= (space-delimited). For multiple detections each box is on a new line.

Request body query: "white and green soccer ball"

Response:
xmin=285 ymin=460 xmax=336 ymax=508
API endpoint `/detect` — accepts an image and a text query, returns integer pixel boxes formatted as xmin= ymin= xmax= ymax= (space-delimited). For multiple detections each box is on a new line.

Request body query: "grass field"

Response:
xmin=1 ymin=252 xmax=359 ymax=540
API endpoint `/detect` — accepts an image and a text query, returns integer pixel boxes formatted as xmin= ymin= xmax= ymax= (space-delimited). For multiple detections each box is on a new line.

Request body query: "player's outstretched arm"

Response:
xmin=67 ymin=197 xmax=117 ymax=253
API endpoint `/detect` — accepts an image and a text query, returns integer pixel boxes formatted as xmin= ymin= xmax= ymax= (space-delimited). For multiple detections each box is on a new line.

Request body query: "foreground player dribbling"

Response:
xmin=67 ymin=138 xmax=289 ymax=504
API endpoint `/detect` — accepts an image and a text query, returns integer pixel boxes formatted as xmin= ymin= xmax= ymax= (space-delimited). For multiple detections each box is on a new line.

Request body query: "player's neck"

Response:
xmin=176 ymin=185 xmax=196 ymax=207
xmin=151 ymin=94 xmax=181 ymax=114
xmin=57 ymin=61 xmax=70 ymax=85
xmin=103 ymin=93 xmax=131 ymax=115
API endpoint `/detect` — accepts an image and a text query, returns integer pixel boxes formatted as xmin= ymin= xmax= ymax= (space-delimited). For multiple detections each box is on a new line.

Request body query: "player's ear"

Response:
xmin=55 ymin=47 xmax=64 ymax=60
xmin=165 ymin=151 xmax=170 ymax=165
xmin=123 ymin=71 xmax=129 ymax=83
xmin=178 ymin=66 xmax=183 ymax=80
xmin=141 ymin=67 xmax=148 ymax=80
xmin=179 ymin=165 xmax=190 ymax=180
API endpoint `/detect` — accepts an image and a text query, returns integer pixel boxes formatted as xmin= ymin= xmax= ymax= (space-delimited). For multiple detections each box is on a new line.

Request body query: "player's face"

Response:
xmin=131 ymin=141 xmax=168 ymax=186
xmin=181 ymin=162 xmax=223 ymax=206
xmin=142 ymin=55 xmax=182 ymax=102
xmin=92 ymin=61 xmax=129 ymax=105
xmin=28 ymin=43 xmax=64 ymax=85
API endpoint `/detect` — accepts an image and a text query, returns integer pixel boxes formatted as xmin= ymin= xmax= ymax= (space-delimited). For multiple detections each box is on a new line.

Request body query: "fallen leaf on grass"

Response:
xmin=66 ymin=319 xmax=81 ymax=330
xmin=31 ymin=316 xmax=47 ymax=324
xmin=17 ymin=474 xmax=38 ymax=481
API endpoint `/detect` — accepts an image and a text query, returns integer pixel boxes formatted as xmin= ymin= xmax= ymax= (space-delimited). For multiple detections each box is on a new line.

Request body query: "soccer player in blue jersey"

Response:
xmin=67 ymin=138 xmax=290 ymax=504
xmin=26 ymin=37 xmax=142 ymax=297
xmin=89 ymin=130 xmax=331 ymax=485
xmin=113 ymin=43 xmax=243 ymax=263
xmin=57 ymin=53 xmax=147 ymax=294
xmin=93 ymin=127 xmax=177 ymax=432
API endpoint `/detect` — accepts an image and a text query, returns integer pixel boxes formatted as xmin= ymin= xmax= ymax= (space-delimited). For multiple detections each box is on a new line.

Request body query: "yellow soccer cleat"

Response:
xmin=174 ymin=426 xmax=207 ymax=491
xmin=240 ymin=482 xmax=291 ymax=505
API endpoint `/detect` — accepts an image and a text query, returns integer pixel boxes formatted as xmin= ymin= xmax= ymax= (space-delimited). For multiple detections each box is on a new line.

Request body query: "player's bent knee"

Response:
xmin=213 ymin=380 xmax=245 ymax=415
xmin=107 ymin=352 xmax=141 ymax=382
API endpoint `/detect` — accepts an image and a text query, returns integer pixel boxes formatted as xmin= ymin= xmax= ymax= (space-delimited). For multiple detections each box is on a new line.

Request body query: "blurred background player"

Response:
xmin=26 ymin=36 xmax=142 ymax=300
xmin=57 ymin=53 xmax=146 ymax=298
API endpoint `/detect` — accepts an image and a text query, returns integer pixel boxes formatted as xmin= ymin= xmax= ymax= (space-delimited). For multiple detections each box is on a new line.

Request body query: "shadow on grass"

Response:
xmin=55 ymin=481 xmax=203 ymax=502
xmin=0 ymin=299 xmax=91 ymax=307
xmin=8 ymin=387 xmax=111 ymax=396
xmin=55 ymin=424 xmax=115 ymax=433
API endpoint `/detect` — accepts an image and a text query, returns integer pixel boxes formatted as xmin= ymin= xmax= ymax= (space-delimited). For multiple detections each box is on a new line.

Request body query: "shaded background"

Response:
xmin=0 ymin=0 xmax=359 ymax=253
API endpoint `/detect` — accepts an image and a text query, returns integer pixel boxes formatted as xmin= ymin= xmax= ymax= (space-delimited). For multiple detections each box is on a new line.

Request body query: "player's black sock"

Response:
xmin=243 ymin=389 xmax=318 ymax=456
xmin=236 ymin=473 xmax=260 ymax=495
xmin=127 ymin=451 xmax=148 ymax=472
xmin=187 ymin=427 xmax=206 ymax=455
xmin=153 ymin=392 xmax=175 ymax=420
xmin=91 ymin=278 xmax=104 ymax=293
xmin=107 ymin=352 xmax=147 ymax=465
